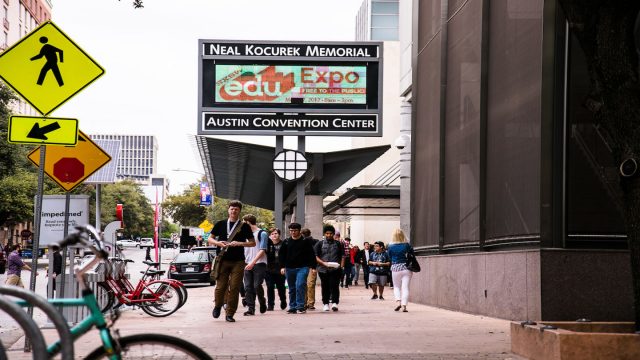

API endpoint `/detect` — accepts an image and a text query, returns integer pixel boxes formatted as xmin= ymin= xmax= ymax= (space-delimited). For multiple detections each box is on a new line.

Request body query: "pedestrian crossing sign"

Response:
xmin=0 ymin=21 xmax=104 ymax=116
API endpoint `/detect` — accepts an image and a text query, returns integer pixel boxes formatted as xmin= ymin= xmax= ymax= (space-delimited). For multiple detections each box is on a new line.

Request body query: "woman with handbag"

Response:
xmin=387 ymin=228 xmax=415 ymax=312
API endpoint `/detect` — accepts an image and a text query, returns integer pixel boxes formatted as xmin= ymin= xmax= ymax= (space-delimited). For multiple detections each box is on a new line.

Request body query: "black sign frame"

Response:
xmin=198 ymin=40 xmax=383 ymax=137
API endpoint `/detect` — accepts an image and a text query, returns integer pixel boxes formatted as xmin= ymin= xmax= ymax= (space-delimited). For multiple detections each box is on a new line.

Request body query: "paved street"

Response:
xmin=1 ymin=247 xmax=524 ymax=359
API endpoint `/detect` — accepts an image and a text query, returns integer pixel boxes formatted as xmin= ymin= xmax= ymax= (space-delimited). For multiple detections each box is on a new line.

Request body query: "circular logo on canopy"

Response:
xmin=272 ymin=150 xmax=308 ymax=182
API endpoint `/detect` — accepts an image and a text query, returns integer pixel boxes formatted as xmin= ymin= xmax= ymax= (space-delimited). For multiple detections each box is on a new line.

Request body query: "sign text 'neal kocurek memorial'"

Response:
xmin=198 ymin=40 xmax=383 ymax=137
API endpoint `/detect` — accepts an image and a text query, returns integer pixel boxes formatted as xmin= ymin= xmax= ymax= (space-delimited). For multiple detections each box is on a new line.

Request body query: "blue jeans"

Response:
xmin=285 ymin=267 xmax=309 ymax=311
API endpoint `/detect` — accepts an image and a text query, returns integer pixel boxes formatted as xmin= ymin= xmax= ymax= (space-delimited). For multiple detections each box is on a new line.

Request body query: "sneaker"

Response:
xmin=243 ymin=309 xmax=255 ymax=316
xmin=280 ymin=301 xmax=287 ymax=310
xmin=323 ymin=304 xmax=330 ymax=312
xmin=331 ymin=303 xmax=339 ymax=311
xmin=259 ymin=302 xmax=267 ymax=314
xmin=307 ymin=305 xmax=315 ymax=310
xmin=298 ymin=309 xmax=306 ymax=314
xmin=286 ymin=309 xmax=297 ymax=314
xmin=379 ymin=296 xmax=385 ymax=300
xmin=371 ymin=294 xmax=378 ymax=300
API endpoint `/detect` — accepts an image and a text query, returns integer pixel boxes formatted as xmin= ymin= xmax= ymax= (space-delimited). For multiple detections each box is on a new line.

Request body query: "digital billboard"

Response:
xmin=198 ymin=40 xmax=383 ymax=136
xmin=214 ymin=65 xmax=367 ymax=105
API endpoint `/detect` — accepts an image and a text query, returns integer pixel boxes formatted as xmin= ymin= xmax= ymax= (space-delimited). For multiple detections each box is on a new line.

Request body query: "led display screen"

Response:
xmin=214 ymin=65 xmax=367 ymax=105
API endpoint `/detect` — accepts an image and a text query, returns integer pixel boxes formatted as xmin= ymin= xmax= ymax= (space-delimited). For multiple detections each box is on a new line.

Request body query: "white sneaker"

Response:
xmin=323 ymin=304 xmax=330 ymax=312
xmin=331 ymin=303 xmax=338 ymax=311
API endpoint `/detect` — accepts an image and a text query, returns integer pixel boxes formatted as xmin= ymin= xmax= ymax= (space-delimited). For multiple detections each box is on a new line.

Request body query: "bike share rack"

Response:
xmin=0 ymin=286 xmax=73 ymax=359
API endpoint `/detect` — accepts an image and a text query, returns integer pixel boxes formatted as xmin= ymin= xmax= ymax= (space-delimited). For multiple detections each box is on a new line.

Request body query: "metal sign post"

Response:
xmin=25 ymin=145 xmax=45 ymax=351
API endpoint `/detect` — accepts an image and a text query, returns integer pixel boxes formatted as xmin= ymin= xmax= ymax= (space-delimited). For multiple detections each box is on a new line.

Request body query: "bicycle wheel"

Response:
xmin=0 ymin=297 xmax=48 ymax=360
xmin=94 ymin=282 xmax=115 ymax=313
xmin=166 ymin=280 xmax=188 ymax=308
xmin=139 ymin=282 xmax=182 ymax=317
xmin=85 ymin=333 xmax=212 ymax=360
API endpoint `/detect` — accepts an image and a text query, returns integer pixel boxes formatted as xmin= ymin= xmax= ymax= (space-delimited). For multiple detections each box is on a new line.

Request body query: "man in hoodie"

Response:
xmin=278 ymin=223 xmax=316 ymax=314
xmin=314 ymin=225 xmax=345 ymax=312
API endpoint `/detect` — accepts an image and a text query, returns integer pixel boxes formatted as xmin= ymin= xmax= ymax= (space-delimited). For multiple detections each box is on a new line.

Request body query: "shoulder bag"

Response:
xmin=406 ymin=251 xmax=421 ymax=273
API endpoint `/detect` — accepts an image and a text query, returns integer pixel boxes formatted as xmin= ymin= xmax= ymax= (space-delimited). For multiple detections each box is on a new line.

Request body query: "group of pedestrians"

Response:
xmin=208 ymin=200 xmax=416 ymax=322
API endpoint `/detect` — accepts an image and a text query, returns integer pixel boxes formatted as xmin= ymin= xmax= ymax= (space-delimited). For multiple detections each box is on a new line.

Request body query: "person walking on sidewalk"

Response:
xmin=314 ymin=225 xmax=345 ymax=312
xmin=265 ymin=228 xmax=287 ymax=311
xmin=208 ymin=200 xmax=255 ymax=322
xmin=301 ymin=228 xmax=319 ymax=310
xmin=242 ymin=214 xmax=269 ymax=316
xmin=5 ymin=244 xmax=38 ymax=287
xmin=387 ymin=229 xmax=414 ymax=312
xmin=279 ymin=223 xmax=316 ymax=314
xmin=368 ymin=241 xmax=390 ymax=300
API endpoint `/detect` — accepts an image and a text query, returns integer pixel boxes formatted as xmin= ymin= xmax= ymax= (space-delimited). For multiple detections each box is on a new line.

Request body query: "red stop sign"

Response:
xmin=53 ymin=157 xmax=85 ymax=183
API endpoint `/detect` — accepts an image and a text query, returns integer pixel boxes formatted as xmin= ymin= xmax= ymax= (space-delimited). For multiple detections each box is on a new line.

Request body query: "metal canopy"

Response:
xmin=194 ymin=136 xmax=390 ymax=211
xmin=323 ymin=185 xmax=400 ymax=221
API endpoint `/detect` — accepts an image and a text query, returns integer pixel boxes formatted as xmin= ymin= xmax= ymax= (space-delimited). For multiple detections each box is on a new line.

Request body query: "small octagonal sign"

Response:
xmin=53 ymin=157 xmax=84 ymax=183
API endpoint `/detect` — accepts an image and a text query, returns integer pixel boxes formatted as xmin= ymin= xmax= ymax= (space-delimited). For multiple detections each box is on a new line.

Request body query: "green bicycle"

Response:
xmin=0 ymin=224 xmax=212 ymax=360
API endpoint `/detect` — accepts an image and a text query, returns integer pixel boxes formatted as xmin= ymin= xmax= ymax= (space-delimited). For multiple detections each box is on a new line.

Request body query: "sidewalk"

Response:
xmin=5 ymin=283 xmax=524 ymax=359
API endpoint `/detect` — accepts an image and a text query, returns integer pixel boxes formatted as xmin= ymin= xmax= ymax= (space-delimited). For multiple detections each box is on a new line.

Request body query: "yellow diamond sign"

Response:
xmin=199 ymin=220 xmax=214 ymax=233
xmin=28 ymin=130 xmax=111 ymax=192
xmin=0 ymin=21 xmax=104 ymax=116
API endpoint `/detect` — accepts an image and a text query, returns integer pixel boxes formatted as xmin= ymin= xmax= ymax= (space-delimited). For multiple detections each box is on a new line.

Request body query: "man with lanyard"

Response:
xmin=314 ymin=225 xmax=345 ymax=312
xmin=242 ymin=214 xmax=268 ymax=316
xmin=208 ymin=200 xmax=255 ymax=322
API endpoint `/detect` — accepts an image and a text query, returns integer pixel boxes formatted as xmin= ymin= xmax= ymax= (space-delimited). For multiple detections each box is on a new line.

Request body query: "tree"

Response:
xmin=207 ymin=197 xmax=274 ymax=229
xmin=98 ymin=180 xmax=154 ymax=238
xmin=162 ymin=183 xmax=207 ymax=227
xmin=558 ymin=0 xmax=640 ymax=330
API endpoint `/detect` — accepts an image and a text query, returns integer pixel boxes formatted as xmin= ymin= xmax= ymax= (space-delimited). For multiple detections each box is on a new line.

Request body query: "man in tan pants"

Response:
xmin=302 ymin=228 xmax=319 ymax=310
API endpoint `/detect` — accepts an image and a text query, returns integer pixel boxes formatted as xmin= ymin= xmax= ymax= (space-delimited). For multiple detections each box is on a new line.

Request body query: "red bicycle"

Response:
xmin=95 ymin=258 xmax=186 ymax=317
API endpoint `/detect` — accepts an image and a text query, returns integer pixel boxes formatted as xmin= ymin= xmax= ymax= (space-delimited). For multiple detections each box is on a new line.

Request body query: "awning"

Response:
xmin=323 ymin=185 xmax=400 ymax=221
xmin=194 ymin=136 xmax=390 ymax=211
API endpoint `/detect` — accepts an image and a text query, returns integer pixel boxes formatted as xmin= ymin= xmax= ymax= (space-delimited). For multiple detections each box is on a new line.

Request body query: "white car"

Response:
xmin=138 ymin=238 xmax=154 ymax=248
xmin=116 ymin=239 xmax=137 ymax=248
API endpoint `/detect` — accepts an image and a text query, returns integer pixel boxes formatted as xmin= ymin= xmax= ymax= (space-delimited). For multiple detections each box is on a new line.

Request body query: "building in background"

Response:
xmin=323 ymin=0 xmax=401 ymax=246
xmin=409 ymin=0 xmax=632 ymax=322
xmin=0 ymin=0 xmax=52 ymax=245
xmin=89 ymin=134 xmax=159 ymax=183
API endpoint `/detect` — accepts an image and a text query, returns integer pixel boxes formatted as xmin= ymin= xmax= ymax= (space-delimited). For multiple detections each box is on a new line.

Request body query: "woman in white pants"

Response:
xmin=386 ymin=229 xmax=414 ymax=312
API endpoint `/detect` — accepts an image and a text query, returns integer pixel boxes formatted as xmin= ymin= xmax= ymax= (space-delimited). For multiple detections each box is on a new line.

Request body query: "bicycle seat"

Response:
xmin=141 ymin=270 xmax=166 ymax=276
xmin=143 ymin=261 xmax=160 ymax=267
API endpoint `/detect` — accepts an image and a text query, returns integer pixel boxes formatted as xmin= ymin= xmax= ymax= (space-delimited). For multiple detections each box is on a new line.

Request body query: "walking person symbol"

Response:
xmin=30 ymin=36 xmax=64 ymax=86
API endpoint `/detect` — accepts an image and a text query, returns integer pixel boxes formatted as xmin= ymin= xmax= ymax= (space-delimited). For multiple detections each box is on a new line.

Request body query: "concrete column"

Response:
xmin=304 ymin=195 xmax=323 ymax=240
xmin=399 ymin=100 xmax=412 ymax=237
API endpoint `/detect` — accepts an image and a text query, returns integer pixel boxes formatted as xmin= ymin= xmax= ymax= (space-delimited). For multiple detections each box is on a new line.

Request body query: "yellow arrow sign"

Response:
xmin=8 ymin=116 xmax=78 ymax=145
xmin=27 ymin=130 xmax=111 ymax=192
xmin=0 ymin=21 xmax=104 ymax=116
xmin=199 ymin=220 xmax=214 ymax=233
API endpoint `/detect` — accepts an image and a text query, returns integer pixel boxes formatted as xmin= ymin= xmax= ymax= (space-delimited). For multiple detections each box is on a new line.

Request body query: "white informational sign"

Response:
xmin=189 ymin=227 xmax=205 ymax=237
xmin=36 ymin=195 xmax=90 ymax=246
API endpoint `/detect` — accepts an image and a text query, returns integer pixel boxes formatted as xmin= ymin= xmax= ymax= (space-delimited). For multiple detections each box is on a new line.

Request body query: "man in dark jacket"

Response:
xmin=279 ymin=223 xmax=316 ymax=314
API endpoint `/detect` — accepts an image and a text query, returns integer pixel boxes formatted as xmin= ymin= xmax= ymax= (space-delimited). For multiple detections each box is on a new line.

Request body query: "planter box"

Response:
xmin=511 ymin=321 xmax=640 ymax=360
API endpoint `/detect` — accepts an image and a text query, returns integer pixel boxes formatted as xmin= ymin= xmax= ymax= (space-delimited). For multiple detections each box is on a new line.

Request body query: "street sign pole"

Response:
xmin=25 ymin=145 xmax=46 ymax=352
xmin=58 ymin=193 xmax=71 ymax=299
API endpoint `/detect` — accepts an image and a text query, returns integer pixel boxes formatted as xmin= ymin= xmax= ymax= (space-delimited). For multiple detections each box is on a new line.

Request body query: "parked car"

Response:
xmin=116 ymin=239 xmax=137 ymax=248
xmin=190 ymin=246 xmax=217 ymax=261
xmin=160 ymin=238 xmax=178 ymax=249
xmin=138 ymin=238 xmax=154 ymax=248
xmin=168 ymin=251 xmax=213 ymax=285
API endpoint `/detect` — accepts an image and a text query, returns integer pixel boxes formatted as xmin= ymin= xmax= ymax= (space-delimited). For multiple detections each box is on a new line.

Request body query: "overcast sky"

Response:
xmin=51 ymin=0 xmax=363 ymax=194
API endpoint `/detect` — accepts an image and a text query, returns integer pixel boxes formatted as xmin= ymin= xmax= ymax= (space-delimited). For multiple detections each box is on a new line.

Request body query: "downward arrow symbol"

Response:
xmin=27 ymin=122 xmax=61 ymax=140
